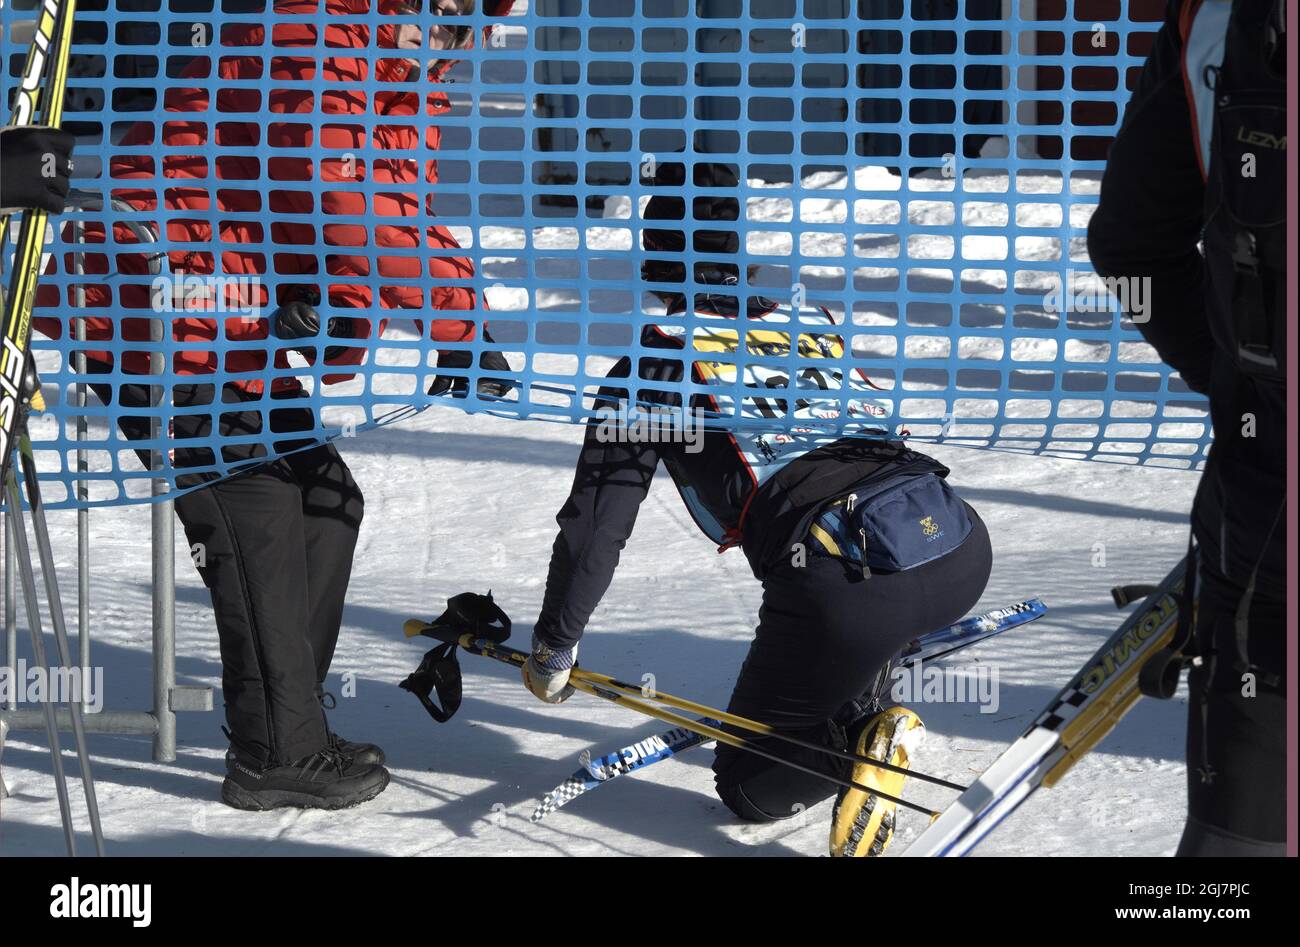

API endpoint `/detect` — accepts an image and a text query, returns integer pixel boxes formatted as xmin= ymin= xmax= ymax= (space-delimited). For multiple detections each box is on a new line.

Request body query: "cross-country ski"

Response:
xmin=902 ymin=567 xmax=1185 ymax=856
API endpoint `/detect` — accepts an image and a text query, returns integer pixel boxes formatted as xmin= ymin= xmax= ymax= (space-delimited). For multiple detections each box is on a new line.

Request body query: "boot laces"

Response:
xmin=296 ymin=748 xmax=349 ymax=782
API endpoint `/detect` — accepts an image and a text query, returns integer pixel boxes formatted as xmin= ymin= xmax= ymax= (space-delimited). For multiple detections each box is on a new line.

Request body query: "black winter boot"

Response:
xmin=222 ymin=747 xmax=390 ymax=811
xmin=316 ymin=690 xmax=387 ymax=767
xmin=329 ymin=731 xmax=386 ymax=768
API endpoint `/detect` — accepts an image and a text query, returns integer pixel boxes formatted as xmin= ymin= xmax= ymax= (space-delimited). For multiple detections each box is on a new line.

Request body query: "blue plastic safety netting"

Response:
xmin=2 ymin=0 xmax=1211 ymax=509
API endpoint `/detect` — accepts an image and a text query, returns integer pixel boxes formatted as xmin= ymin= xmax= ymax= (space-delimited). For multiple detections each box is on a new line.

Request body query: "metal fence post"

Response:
xmin=73 ymin=219 xmax=90 ymax=670
xmin=0 ymin=196 xmax=208 ymax=779
xmin=151 ymin=316 xmax=177 ymax=764
xmin=4 ymin=512 xmax=14 ymax=711
xmin=152 ymin=501 xmax=176 ymax=763
xmin=1 ymin=511 xmax=13 ymax=799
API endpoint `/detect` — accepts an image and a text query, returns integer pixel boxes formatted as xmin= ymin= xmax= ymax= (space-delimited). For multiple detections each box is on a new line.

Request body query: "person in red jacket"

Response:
xmin=35 ymin=0 xmax=514 ymax=810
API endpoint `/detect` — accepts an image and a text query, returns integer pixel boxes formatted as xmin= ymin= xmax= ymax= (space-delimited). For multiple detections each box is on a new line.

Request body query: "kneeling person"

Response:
xmin=520 ymin=296 xmax=992 ymax=855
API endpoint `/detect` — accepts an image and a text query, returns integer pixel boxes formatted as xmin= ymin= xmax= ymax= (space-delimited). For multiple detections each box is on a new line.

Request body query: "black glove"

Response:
xmin=0 ymin=125 xmax=74 ymax=215
xmin=272 ymin=300 xmax=353 ymax=361
xmin=428 ymin=331 xmax=516 ymax=399
xmin=272 ymin=300 xmax=320 ymax=340
xmin=427 ymin=347 xmax=472 ymax=397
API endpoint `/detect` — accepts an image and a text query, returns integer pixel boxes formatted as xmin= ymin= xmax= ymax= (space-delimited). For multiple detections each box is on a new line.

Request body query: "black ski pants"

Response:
xmin=1087 ymin=1 xmax=1286 ymax=856
xmin=87 ymin=371 xmax=364 ymax=766
xmin=713 ymin=504 xmax=992 ymax=821
xmin=1177 ymin=531 xmax=1286 ymax=856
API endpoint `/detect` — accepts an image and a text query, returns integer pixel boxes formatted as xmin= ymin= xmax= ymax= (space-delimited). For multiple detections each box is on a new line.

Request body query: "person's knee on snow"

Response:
xmin=712 ymin=719 xmax=853 ymax=822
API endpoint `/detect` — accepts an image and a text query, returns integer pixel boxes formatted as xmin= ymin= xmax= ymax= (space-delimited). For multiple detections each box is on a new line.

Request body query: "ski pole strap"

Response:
xmin=399 ymin=642 xmax=463 ymax=723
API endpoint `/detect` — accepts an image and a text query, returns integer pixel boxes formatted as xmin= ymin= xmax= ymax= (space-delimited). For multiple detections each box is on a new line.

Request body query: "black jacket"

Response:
xmin=1086 ymin=0 xmax=1284 ymax=593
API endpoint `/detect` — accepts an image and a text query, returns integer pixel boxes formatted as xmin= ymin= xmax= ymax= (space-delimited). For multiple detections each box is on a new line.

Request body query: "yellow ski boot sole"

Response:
xmin=829 ymin=706 xmax=925 ymax=857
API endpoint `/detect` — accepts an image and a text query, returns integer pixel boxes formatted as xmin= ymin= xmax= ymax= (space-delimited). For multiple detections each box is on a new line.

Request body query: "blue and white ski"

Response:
xmin=529 ymin=721 xmax=722 ymax=823
xmin=898 ymin=598 xmax=1046 ymax=665
xmin=530 ymin=598 xmax=1047 ymax=823
xmin=577 ymin=719 xmax=723 ymax=782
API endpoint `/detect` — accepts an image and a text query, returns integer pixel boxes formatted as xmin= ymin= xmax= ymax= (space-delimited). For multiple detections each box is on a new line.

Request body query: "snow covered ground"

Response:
xmin=3 ymin=30 xmax=1202 ymax=852
xmin=1 ymin=401 xmax=1197 ymax=857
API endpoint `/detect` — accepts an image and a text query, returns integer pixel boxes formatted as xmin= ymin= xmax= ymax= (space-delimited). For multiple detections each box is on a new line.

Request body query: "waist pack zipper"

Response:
xmin=842 ymin=494 xmax=870 ymax=576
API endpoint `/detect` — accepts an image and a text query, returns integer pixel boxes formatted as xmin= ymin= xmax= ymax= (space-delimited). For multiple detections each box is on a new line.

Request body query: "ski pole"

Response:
xmin=564 ymin=677 xmax=940 ymax=817
xmin=16 ymin=430 xmax=106 ymax=855
xmin=404 ymin=621 xmax=944 ymax=816
xmin=570 ymin=661 xmax=966 ymax=793
xmin=5 ymin=470 xmax=79 ymax=855
xmin=404 ymin=617 xmax=963 ymax=792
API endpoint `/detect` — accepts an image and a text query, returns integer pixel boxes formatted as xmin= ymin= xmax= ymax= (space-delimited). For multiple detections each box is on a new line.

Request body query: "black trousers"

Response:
xmin=1176 ymin=532 xmax=1286 ymax=856
xmin=1087 ymin=1 xmax=1285 ymax=856
xmin=88 ymin=372 xmax=364 ymax=766
xmin=713 ymin=505 xmax=992 ymax=821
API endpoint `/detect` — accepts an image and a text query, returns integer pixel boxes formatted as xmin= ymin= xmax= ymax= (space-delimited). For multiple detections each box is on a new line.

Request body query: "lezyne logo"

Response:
xmin=1079 ymin=594 xmax=1178 ymax=694
xmin=1237 ymin=126 xmax=1285 ymax=150
xmin=49 ymin=877 xmax=152 ymax=927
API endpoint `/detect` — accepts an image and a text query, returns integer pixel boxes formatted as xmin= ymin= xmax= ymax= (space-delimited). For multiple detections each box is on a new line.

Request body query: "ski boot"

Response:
xmin=829 ymin=706 xmax=925 ymax=857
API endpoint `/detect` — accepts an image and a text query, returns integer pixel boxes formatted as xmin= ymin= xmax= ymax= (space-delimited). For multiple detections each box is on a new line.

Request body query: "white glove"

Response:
xmin=521 ymin=635 xmax=577 ymax=704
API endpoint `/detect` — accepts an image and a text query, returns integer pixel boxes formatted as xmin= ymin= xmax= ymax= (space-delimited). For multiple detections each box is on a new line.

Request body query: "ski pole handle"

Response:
xmin=405 ymin=618 xmax=529 ymax=664
xmin=404 ymin=617 xmax=460 ymax=643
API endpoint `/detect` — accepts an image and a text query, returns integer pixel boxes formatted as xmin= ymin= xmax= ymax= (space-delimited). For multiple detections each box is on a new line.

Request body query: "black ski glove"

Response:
xmin=273 ymin=300 xmax=321 ymax=340
xmin=271 ymin=300 xmax=353 ymax=361
xmin=428 ymin=331 xmax=516 ymax=399
xmin=0 ymin=125 xmax=74 ymax=216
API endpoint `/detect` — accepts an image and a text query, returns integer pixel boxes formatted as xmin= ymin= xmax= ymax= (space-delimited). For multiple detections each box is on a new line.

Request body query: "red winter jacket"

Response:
xmin=36 ymin=0 xmax=514 ymax=396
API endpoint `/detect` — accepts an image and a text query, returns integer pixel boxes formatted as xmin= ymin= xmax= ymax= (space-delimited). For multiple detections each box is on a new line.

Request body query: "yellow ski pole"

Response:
xmin=403 ymin=618 xmax=945 ymax=815
xmin=564 ymin=661 xmax=965 ymax=793
xmin=403 ymin=616 xmax=962 ymax=792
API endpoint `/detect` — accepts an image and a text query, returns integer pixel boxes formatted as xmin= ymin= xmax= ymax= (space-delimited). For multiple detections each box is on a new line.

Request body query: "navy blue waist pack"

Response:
xmin=807 ymin=472 xmax=973 ymax=575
